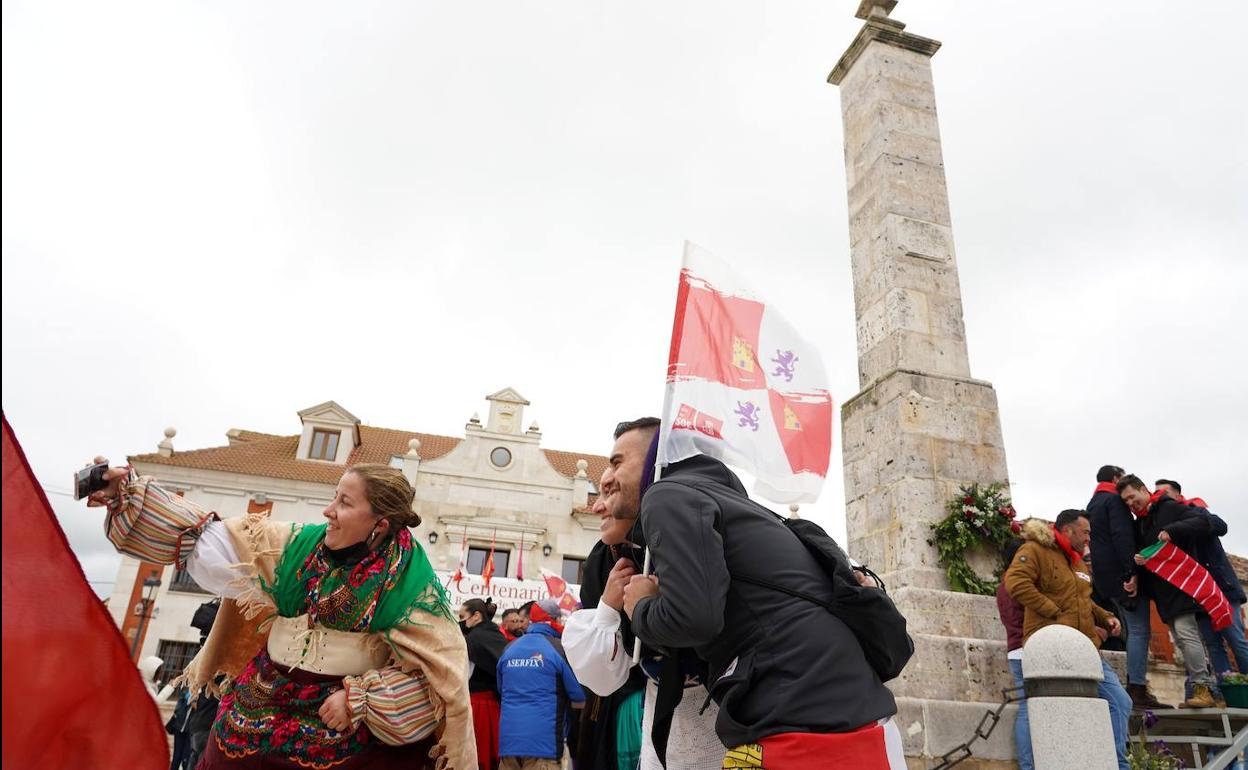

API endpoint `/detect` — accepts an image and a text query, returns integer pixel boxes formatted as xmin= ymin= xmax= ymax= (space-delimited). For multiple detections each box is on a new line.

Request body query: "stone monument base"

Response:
xmin=888 ymin=588 xmax=1187 ymax=768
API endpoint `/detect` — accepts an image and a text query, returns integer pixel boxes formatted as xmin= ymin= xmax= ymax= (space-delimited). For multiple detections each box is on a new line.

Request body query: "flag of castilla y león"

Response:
xmin=659 ymin=243 xmax=833 ymax=504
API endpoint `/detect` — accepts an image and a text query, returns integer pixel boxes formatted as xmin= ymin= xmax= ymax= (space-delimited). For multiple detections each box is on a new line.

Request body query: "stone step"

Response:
xmin=894 ymin=695 xmax=1020 ymax=763
xmin=889 ymin=633 xmax=1014 ymax=703
xmin=891 ymin=586 xmax=1008 ymax=642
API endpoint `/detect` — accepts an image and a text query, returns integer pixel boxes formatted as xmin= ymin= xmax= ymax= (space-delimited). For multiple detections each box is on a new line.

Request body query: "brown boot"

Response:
xmin=1181 ymin=683 xmax=1217 ymax=709
xmin=1128 ymin=683 xmax=1175 ymax=710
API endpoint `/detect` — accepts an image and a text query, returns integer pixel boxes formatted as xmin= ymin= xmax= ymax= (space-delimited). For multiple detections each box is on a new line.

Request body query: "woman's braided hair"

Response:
xmin=345 ymin=464 xmax=422 ymax=530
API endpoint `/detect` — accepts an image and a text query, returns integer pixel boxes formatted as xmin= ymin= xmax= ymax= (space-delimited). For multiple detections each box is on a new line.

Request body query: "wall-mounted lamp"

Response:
xmin=428 ymin=531 xmax=439 ymax=545
xmin=542 ymin=543 xmax=553 ymax=557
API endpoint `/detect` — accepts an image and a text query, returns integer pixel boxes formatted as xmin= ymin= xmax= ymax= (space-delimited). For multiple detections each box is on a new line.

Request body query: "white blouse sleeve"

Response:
xmin=185 ymin=520 xmax=246 ymax=598
xmin=563 ymin=603 xmax=632 ymax=697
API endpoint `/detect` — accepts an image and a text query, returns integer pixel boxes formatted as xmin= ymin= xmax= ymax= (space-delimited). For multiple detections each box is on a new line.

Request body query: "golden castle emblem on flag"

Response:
xmin=784 ymin=405 xmax=802 ymax=431
xmin=732 ymin=337 xmax=755 ymax=372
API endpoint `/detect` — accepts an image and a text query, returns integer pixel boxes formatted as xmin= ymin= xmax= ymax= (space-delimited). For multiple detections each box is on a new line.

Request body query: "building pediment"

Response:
xmin=485 ymin=387 xmax=529 ymax=406
xmin=298 ymin=400 xmax=361 ymax=426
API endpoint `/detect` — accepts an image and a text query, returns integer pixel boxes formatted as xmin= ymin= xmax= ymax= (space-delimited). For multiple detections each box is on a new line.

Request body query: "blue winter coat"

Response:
xmin=496 ymin=622 xmax=586 ymax=760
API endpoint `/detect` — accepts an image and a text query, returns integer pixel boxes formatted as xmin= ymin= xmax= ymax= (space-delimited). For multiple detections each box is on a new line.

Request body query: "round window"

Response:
xmin=490 ymin=447 xmax=512 ymax=468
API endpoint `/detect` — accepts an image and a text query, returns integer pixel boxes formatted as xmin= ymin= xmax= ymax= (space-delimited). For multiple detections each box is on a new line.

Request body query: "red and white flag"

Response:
xmin=660 ymin=243 xmax=833 ymax=504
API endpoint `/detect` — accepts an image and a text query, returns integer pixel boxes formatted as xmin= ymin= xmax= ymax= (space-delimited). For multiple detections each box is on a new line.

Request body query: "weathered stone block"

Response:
xmin=895 ymin=330 xmax=972 ymax=380
xmin=932 ymin=440 xmax=1009 ymax=487
xmin=888 ymin=634 xmax=1012 ymax=703
xmin=845 ymin=40 xmax=935 ymax=91
xmin=849 ymin=154 xmax=953 ymax=246
xmin=891 ymin=587 xmax=1007 ymax=641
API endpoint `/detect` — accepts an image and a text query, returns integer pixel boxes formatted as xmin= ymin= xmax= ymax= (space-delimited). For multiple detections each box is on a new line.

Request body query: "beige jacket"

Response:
xmin=1003 ymin=518 xmax=1115 ymax=649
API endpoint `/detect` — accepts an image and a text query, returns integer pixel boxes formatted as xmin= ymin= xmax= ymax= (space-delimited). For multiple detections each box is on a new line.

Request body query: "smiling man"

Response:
xmin=563 ymin=418 xmax=723 ymax=770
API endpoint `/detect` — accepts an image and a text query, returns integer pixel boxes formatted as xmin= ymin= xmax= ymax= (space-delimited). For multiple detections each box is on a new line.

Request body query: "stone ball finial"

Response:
xmin=157 ymin=427 xmax=176 ymax=457
xmin=528 ymin=421 xmax=541 ymax=433
xmin=575 ymin=459 xmax=588 ymax=478
xmin=407 ymin=438 xmax=422 ymax=458
xmin=1021 ymin=625 xmax=1105 ymax=683
xmin=788 ymin=504 xmax=800 ymax=519
xmin=470 ymin=412 xmax=480 ymax=423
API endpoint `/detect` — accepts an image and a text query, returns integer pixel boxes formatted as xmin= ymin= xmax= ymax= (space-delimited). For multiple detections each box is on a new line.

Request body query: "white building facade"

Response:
xmin=107 ymin=387 xmax=609 ymax=680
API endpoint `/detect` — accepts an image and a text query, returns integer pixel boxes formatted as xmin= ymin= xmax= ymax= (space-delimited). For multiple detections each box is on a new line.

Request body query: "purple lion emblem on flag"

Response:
xmin=734 ymin=401 xmax=761 ymax=432
xmin=771 ymin=349 xmax=798 ymax=382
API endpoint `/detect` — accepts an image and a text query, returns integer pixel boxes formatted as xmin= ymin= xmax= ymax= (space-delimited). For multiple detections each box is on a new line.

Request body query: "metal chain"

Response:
xmin=930 ymin=684 xmax=1026 ymax=770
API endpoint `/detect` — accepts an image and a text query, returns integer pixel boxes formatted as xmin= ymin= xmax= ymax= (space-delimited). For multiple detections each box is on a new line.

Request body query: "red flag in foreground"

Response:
xmin=660 ymin=243 xmax=834 ymax=504
xmin=2 ymin=415 xmax=168 ymax=770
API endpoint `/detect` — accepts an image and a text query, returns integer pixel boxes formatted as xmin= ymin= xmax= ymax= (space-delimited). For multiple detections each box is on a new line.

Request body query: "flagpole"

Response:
xmin=632 ymin=379 xmax=674 ymax=665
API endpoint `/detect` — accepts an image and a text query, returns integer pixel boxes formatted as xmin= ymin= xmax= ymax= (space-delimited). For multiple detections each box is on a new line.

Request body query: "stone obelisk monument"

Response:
xmin=830 ymin=2 xmax=1020 ymax=766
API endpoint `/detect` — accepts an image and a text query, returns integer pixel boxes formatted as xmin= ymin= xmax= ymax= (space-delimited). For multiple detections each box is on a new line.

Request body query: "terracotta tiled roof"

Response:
xmin=1229 ymin=553 xmax=1248 ymax=584
xmin=131 ymin=425 xmax=608 ymax=486
xmin=543 ymin=449 xmax=609 ymax=486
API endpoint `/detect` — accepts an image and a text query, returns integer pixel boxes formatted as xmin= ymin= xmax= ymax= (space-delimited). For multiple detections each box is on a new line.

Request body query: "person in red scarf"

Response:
xmin=1119 ymin=475 xmax=1219 ymax=708
xmin=1154 ymin=479 xmax=1248 ymax=681
xmin=1086 ymin=464 xmax=1170 ymax=709
xmin=1004 ymin=510 xmax=1131 ymax=770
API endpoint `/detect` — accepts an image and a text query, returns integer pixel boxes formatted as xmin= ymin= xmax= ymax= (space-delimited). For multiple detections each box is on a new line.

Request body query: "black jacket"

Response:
xmin=1087 ymin=489 xmax=1140 ymax=603
xmin=465 ymin=621 xmax=507 ymax=694
xmin=630 ymin=455 xmax=896 ymax=748
xmin=1138 ymin=497 xmax=1214 ymax=622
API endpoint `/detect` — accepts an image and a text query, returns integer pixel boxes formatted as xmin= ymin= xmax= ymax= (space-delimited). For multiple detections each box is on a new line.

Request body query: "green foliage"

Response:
xmin=1221 ymin=671 xmax=1248 ymax=686
xmin=927 ymin=482 xmax=1018 ymax=596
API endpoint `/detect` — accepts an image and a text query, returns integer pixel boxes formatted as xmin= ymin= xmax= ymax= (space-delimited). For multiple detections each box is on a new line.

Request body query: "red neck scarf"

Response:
xmin=1094 ymin=482 xmax=1118 ymax=495
xmin=1052 ymin=525 xmax=1083 ymax=567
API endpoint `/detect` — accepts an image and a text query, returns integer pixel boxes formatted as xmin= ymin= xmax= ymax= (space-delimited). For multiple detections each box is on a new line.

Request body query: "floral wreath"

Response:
xmin=928 ymin=482 xmax=1019 ymax=596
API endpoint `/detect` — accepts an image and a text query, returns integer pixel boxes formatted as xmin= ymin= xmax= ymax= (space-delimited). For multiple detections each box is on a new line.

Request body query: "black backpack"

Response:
xmin=732 ymin=515 xmax=914 ymax=682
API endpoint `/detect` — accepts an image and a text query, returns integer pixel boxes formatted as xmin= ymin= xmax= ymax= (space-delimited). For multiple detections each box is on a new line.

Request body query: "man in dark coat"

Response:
xmin=1155 ymin=479 xmax=1248 ymax=676
xmin=617 ymin=421 xmax=902 ymax=769
xmin=1087 ymin=464 xmax=1168 ymax=708
xmin=1120 ymin=475 xmax=1219 ymax=708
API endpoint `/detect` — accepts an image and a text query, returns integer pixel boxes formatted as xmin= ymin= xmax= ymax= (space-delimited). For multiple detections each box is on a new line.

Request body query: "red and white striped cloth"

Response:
xmin=1138 ymin=540 xmax=1233 ymax=631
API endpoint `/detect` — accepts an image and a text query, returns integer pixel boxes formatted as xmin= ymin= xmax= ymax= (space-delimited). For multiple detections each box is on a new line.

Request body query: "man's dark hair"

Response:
xmin=1054 ymin=509 xmax=1088 ymax=530
xmin=518 ymin=600 xmax=537 ymax=616
xmin=614 ymin=417 xmax=661 ymax=440
xmin=1002 ymin=538 xmax=1025 ymax=567
xmin=1116 ymin=474 xmax=1147 ymax=494
xmin=1096 ymin=465 xmax=1125 ymax=483
xmin=500 ymin=608 xmax=520 ymax=620
xmin=1155 ymin=478 xmax=1182 ymax=493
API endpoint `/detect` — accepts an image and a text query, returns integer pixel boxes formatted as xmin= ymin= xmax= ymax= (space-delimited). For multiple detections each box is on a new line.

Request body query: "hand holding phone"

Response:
xmin=74 ymin=462 xmax=110 ymax=500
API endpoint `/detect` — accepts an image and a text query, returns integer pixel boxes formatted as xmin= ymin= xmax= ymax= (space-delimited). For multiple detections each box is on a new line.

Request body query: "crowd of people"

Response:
xmin=96 ymin=418 xmax=1247 ymax=770
xmin=997 ymin=465 xmax=1246 ymax=770
xmin=90 ymin=414 xmax=910 ymax=770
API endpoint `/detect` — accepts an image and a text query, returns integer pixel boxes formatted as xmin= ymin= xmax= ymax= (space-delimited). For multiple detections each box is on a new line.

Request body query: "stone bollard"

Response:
xmin=1022 ymin=625 xmax=1118 ymax=770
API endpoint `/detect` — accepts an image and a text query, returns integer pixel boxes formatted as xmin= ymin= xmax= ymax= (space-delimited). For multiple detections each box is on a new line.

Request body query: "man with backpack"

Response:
xmin=614 ymin=419 xmax=905 ymax=769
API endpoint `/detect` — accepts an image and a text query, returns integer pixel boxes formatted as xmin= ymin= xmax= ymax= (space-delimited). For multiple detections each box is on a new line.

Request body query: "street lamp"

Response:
xmin=130 ymin=574 xmax=162 ymax=660
xmin=542 ymin=543 xmax=553 ymax=557
xmin=427 ymin=531 xmax=439 ymax=545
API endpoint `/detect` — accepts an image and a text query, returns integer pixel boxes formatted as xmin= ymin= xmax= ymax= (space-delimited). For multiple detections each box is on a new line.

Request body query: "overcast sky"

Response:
xmin=4 ymin=0 xmax=1246 ymax=598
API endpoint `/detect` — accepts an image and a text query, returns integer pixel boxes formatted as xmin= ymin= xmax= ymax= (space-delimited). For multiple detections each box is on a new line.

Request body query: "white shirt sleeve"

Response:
xmin=563 ymin=602 xmax=632 ymax=697
xmin=185 ymin=521 xmax=247 ymax=598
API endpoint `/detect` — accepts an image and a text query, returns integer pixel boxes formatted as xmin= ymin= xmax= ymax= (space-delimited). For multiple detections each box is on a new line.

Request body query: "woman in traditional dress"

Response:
xmin=87 ymin=459 xmax=476 ymax=770
xmin=458 ymin=598 xmax=505 ymax=770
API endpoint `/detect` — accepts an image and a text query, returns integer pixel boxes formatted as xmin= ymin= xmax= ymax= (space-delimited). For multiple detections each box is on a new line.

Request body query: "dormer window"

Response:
xmin=309 ymin=429 xmax=340 ymax=461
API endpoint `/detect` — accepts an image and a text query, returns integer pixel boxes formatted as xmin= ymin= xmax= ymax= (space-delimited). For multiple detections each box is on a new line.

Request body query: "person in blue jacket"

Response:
xmin=497 ymin=598 xmax=586 ymax=770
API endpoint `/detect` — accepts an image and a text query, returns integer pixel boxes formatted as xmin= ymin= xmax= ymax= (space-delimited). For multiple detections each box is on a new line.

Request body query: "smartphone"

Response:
xmin=73 ymin=462 xmax=111 ymax=500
